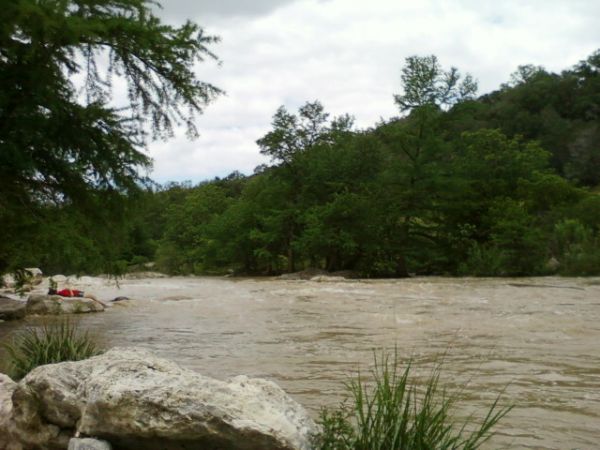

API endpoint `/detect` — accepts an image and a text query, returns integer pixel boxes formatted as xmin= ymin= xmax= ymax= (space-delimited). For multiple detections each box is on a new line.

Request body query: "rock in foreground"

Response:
xmin=26 ymin=294 xmax=104 ymax=315
xmin=10 ymin=347 xmax=316 ymax=450
xmin=0 ymin=374 xmax=19 ymax=450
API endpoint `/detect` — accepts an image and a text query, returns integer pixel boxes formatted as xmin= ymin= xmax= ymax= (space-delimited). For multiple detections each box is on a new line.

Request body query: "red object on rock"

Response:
xmin=56 ymin=289 xmax=83 ymax=297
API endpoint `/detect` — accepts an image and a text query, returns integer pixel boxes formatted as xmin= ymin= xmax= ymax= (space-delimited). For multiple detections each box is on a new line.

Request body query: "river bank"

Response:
xmin=1 ymin=275 xmax=600 ymax=449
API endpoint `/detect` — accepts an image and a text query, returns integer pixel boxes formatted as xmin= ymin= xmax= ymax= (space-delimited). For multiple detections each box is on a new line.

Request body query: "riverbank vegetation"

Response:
xmin=3 ymin=320 xmax=101 ymax=380
xmin=313 ymin=352 xmax=511 ymax=450
xmin=1 ymin=1 xmax=598 ymax=278
xmin=5 ymin=50 xmax=599 ymax=278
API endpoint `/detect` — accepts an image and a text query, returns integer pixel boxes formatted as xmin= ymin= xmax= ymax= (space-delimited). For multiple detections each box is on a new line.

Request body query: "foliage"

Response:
xmin=553 ymin=219 xmax=600 ymax=275
xmin=3 ymin=320 xmax=102 ymax=380
xmin=312 ymin=352 xmax=511 ymax=450
xmin=0 ymin=0 xmax=221 ymax=273
xmin=394 ymin=55 xmax=477 ymax=112
xmin=13 ymin=268 xmax=35 ymax=297
xmin=3 ymin=46 xmax=600 ymax=278
xmin=126 ymin=50 xmax=600 ymax=278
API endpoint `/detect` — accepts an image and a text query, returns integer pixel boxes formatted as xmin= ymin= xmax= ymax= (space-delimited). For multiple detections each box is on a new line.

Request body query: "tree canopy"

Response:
xmin=0 ymin=0 xmax=221 ymax=271
xmin=2 ymin=27 xmax=599 ymax=277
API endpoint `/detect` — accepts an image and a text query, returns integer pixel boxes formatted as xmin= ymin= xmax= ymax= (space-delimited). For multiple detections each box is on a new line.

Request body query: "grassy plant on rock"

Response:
xmin=3 ymin=320 xmax=102 ymax=380
xmin=313 ymin=352 xmax=512 ymax=450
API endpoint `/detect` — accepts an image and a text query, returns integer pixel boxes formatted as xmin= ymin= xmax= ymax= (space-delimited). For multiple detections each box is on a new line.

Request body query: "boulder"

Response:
xmin=68 ymin=438 xmax=112 ymax=450
xmin=0 ymin=296 xmax=26 ymax=321
xmin=10 ymin=347 xmax=316 ymax=450
xmin=26 ymin=295 xmax=104 ymax=315
xmin=1 ymin=273 xmax=16 ymax=288
xmin=0 ymin=373 xmax=22 ymax=450
xmin=52 ymin=275 xmax=68 ymax=283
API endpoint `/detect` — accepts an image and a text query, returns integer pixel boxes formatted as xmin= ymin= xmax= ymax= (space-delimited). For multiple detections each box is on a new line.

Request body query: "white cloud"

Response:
xmin=147 ymin=0 xmax=600 ymax=183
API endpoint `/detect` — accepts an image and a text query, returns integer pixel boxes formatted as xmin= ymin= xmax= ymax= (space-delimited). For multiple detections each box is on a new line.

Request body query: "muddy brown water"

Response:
xmin=1 ymin=276 xmax=599 ymax=449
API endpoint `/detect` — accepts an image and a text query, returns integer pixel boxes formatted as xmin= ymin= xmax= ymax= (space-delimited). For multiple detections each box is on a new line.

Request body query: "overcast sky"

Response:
xmin=146 ymin=0 xmax=600 ymax=183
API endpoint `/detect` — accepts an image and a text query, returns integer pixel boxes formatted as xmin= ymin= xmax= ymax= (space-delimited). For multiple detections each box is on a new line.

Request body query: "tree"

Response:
xmin=257 ymin=101 xmax=331 ymax=164
xmin=0 ymin=0 xmax=221 ymax=271
xmin=255 ymin=101 xmax=354 ymax=272
xmin=393 ymin=55 xmax=477 ymax=112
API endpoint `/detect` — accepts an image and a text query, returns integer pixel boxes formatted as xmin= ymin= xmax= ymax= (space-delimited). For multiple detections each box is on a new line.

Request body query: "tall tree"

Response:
xmin=0 ymin=0 xmax=221 ymax=271
xmin=393 ymin=55 xmax=477 ymax=112
xmin=255 ymin=101 xmax=354 ymax=272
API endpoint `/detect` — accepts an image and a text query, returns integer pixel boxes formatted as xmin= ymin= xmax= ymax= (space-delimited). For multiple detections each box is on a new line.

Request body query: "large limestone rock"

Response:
xmin=10 ymin=347 xmax=316 ymax=450
xmin=26 ymin=295 xmax=104 ymax=315
xmin=0 ymin=373 xmax=21 ymax=450
xmin=0 ymin=296 xmax=26 ymax=321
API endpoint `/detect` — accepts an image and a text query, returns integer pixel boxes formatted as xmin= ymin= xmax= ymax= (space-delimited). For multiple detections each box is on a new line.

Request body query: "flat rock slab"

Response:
xmin=10 ymin=347 xmax=316 ymax=450
xmin=69 ymin=438 xmax=112 ymax=450
xmin=26 ymin=294 xmax=104 ymax=315
xmin=0 ymin=296 xmax=26 ymax=321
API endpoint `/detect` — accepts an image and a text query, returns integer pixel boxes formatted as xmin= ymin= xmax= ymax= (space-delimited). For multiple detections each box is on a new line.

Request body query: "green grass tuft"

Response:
xmin=313 ymin=351 xmax=512 ymax=450
xmin=3 ymin=320 xmax=102 ymax=380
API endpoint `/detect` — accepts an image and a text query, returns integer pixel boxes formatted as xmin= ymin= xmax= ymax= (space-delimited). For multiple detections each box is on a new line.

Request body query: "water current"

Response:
xmin=1 ymin=276 xmax=599 ymax=449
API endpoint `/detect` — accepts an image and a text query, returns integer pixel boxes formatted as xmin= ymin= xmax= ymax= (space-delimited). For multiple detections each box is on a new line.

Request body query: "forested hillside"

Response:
xmin=5 ymin=51 xmax=600 ymax=277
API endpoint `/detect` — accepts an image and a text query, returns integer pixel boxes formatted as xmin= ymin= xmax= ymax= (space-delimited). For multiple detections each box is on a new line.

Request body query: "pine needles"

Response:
xmin=3 ymin=320 xmax=101 ymax=380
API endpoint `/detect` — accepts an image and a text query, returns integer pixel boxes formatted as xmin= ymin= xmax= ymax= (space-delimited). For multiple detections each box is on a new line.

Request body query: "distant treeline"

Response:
xmin=7 ymin=51 xmax=600 ymax=277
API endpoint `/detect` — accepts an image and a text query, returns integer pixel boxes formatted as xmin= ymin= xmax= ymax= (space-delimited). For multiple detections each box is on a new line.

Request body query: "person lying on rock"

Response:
xmin=48 ymin=287 xmax=108 ymax=308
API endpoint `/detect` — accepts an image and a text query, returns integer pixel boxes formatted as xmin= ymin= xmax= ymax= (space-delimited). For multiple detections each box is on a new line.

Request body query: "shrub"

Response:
xmin=3 ymin=320 xmax=102 ymax=380
xmin=554 ymin=219 xmax=600 ymax=275
xmin=457 ymin=243 xmax=506 ymax=276
xmin=313 ymin=352 xmax=511 ymax=450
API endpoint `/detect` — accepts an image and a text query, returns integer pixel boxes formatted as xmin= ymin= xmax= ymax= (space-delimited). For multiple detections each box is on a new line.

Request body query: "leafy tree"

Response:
xmin=470 ymin=50 xmax=600 ymax=184
xmin=255 ymin=101 xmax=355 ymax=272
xmin=0 ymin=0 xmax=221 ymax=272
xmin=257 ymin=101 xmax=335 ymax=164
xmin=393 ymin=55 xmax=477 ymax=112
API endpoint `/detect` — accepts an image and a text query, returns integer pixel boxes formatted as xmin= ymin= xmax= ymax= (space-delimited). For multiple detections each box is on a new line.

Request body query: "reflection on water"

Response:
xmin=1 ymin=276 xmax=599 ymax=449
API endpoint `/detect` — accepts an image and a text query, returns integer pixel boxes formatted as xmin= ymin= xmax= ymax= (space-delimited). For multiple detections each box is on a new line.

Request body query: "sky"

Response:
xmin=146 ymin=0 xmax=600 ymax=184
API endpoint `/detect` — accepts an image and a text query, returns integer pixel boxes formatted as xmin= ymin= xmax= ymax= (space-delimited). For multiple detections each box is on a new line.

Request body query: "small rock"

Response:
xmin=310 ymin=275 xmax=347 ymax=282
xmin=1 ymin=273 xmax=16 ymax=288
xmin=68 ymin=438 xmax=112 ymax=450
xmin=0 ymin=296 xmax=26 ymax=321
xmin=278 ymin=268 xmax=327 ymax=280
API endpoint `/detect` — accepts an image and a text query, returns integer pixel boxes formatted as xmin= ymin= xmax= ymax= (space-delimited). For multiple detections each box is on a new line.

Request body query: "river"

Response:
xmin=1 ymin=276 xmax=599 ymax=449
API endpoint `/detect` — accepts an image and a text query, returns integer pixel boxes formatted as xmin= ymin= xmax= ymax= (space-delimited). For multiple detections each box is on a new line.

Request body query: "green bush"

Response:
xmin=313 ymin=352 xmax=511 ymax=450
xmin=457 ymin=243 xmax=506 ymax=276
xmin=3 ymin=320 xmax=102 ymax=380
xmin=554 ymin=219 xmax=600 ymax=275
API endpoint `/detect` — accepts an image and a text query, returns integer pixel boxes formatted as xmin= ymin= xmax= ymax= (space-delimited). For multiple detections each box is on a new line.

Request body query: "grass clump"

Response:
xmin=3 ymin=320 xmax=101 ymax=380
xmin=313 ymin=352 xmax=512 ymax=450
